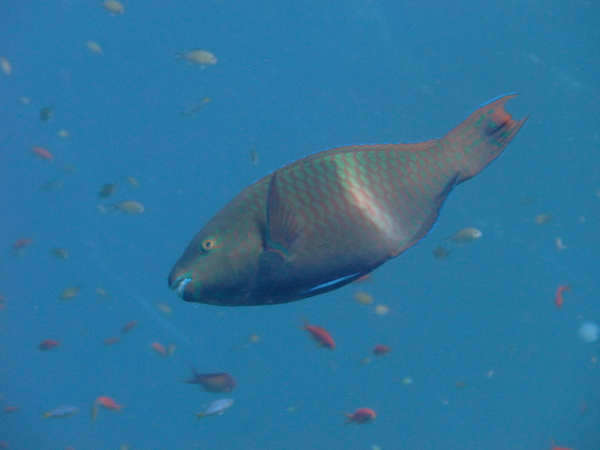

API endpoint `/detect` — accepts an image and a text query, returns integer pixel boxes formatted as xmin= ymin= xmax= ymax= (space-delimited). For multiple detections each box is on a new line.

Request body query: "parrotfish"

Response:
xmin=169 ymin=95 xmax=526 ymax=306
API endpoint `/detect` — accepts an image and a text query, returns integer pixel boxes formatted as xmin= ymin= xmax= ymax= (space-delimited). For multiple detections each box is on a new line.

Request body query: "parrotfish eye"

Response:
xmin=201 ymin=238 xmax=217 ymax=252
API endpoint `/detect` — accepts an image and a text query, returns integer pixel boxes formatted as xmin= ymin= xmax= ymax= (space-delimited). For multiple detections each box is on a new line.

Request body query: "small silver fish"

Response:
xmin=195 ymin=399 xmax=234 ymax=420
xmin=43 ymin=405 xmax=80 ymax=418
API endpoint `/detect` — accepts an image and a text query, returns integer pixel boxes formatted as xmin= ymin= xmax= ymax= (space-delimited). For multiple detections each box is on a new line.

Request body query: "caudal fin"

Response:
xmin=441 ymin=94 xmax=527 ymax=184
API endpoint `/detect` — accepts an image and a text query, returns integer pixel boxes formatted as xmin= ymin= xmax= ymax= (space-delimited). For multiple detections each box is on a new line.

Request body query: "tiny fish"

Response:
xmin=0 ymin=56 xmax=11 ymax=75
xmin=37 ymin=180 xmax=63 ymax=191
xmin=195 ymin=399 xmax=234 ymax=420
xmin=535 ymin=213 xmax=553 ymax=225
xmin=342 ymin=408 xmax=376 ymax=425
xmin=99 ymin=183 xmax=117 ymax=199
xmin=447 ymin=227 xmax=482 ymax=244
xmin=555 ymin=237 xmax=567 ymax=251
xmin=40 ymin=106 xmax=54 ymax=122
xmin=353 ymin=291 xmax=373 ymax=305
xmin=554 ymin=285 xmax=570 ymax=309
xmin=110 ymin=200 xmax=144 ymax=214
xmin=121 ymin=320 xmax=138 ymax=333
xmin=250 ymin=143 xmax=259 ymax=165
xmin=373 ymin=344 xmax=392 ymax=356
xmin=39 ymin=339 xmax=60 ymax=351
xmin=183 ymin=366 xmax=237 ymax=393
xmin=103 ymin=0 xmax=124 ymax=14
xmin=301 ymin=318 xmax=335 ymax=349
xmin=43 ymin=405 xmax=80 ymax=418
xmin=60 ymin=286 xmax=82 ymax=300
xmin=151 ymin=342 xmax=167 ymax=356
xmin=50 ymin=248 xmax=69 ymax=259
xmin=96 ymin=287 xmax=109 ymax=297
xmin=433 ymin=246 xmax=452 ymax=260
xmin=86 ymin=41 xmax=102 ymax=53
xmin=95 ymin=396 xmax=122 ymax=411
xmin=179 ymin=97 xmax=210 ymax=117
xmin=103 ymin=337 xmax=120 ymax=346
xmin=374 ymin=304 xmax=391 ymax=316
xmin=176 ymin=49 xmax=217 ymax=67
xmin=31 ymin=146 xmax=53 ymax=161
xmin=12 ymin=238 xmax=33 ymax=253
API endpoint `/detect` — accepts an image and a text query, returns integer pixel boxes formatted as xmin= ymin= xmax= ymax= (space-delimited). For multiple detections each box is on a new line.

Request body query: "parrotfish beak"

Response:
xmin=169 ymin=274 xmax=196 ymax=302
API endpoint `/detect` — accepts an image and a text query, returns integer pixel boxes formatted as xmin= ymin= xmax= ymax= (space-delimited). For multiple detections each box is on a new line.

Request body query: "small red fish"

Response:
xmin=342 ymin=407 xmax=376 ymax=425
xmin=103 ymin=337 xmax=120 ymax=346
xmin=301 ymin=318 xmax=335 ymax=350
xmin=95 ymin=396 xmax=122 ymax=412
xmin=121 ymin=320 xmax=138 ymax=333
xmin=555 ymin=285 xmax=570 ymax=309
xmin=3 ymin=406 xmax=18 ymax=413
xmin=373 ymin=344 xmax=392 ymax=356
xmin=183 ymin=366 xmax=237 ymax=393
xmin=38 ymin=339 xmax=60 ymax=351
xmin=12 ymin=238 xmax=33 ymax=250
xmin=31 ymin=146 xmax=53 ymax=161
xmin=151 ymin=342 xmax=167 ymax=356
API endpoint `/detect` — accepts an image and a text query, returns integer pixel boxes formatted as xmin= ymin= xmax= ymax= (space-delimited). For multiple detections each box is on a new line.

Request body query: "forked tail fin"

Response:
xmin=440 ymin=94 xmax=527 ymax=184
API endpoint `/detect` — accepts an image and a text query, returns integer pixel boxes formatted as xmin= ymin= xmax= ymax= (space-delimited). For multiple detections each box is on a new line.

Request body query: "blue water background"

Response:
xmin=1 ymin=0 xmax=598 ymax=449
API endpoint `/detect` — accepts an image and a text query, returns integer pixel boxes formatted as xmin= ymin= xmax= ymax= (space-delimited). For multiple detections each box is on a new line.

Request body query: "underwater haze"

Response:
xmin=1 ymin=0 xmax=599 ymax=449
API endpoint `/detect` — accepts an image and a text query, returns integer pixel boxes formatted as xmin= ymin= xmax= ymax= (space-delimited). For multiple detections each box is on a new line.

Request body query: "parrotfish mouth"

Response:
xmin=170 ymin=275 xmax=193 ymax=299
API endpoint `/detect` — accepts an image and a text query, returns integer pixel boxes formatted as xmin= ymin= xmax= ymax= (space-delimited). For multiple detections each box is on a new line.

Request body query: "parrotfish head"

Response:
xmin=168 ymin=218 xmax=263 ymax=306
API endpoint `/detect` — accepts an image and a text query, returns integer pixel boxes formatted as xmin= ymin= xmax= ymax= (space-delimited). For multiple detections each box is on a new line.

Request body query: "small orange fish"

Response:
xmin=555 ymin=285 xmax=570 ymax=309
xmin=550 ymin=439 xmax=576 ymax=450
xmin=31 ymin=146 xmax=53 ymax=161
xmin=151 ymin=342 xmax=167 ymax=356
xmin=300 ymin=318 xmax=335 ymax=350
xmin=95 ymin=396 xmax=122 ymax=412
xmin=342 ymin=407 xmax=376 ymax=425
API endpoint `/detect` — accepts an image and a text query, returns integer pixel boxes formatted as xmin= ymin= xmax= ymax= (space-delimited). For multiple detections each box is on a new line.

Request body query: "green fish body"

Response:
xmin=169 ymin=95 xmax=526 ymax=306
